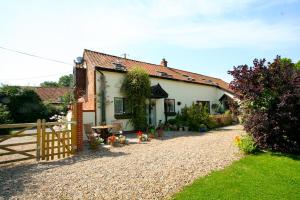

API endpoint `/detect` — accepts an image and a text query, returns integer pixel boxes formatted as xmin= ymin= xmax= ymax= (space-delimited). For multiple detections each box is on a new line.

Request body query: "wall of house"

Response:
xmin=95 ymin=70 xmax=230 ymax=131
xmin=82 ymin=111 xmax=95 ymax=140
xmin=82 ymin=60 xmax=96 ymax=111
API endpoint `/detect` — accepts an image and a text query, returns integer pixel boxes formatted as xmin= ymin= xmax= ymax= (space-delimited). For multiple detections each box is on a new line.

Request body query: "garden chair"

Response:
xmin=110 ymin=121 xmax=123 ymax=136
xmin=83 ymin=123 xmax=100 ymax=142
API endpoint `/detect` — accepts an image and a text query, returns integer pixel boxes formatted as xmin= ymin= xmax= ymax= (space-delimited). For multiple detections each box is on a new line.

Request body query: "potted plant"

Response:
xmin=117 ymin=135 xmax=127 ymax=144
xmin=183 ymin=121 xmax=189 ymax=131
xmin=148 ymin=126 xmax=155 ymax=138
xmin=199 ymin=124 xmax=207 ymax=132
xmin=108 ymin=135 xmax=117 ymax=146
xmin=89 ymin=136 xmax=104 ymax=150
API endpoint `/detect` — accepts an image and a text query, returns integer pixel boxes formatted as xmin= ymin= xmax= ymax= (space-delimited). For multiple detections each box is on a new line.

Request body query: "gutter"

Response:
xmin=95 ymin=69 xmax=107 ymax=124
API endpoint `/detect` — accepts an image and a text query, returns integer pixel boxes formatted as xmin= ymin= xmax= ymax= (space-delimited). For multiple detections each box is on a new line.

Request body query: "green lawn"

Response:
xmin=172 ymin=152 xmax=300 ymax=200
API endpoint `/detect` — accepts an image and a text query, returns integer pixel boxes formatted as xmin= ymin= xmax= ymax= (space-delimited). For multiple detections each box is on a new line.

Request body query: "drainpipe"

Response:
xmin=95 ymin=69 xmax=106 ymax=124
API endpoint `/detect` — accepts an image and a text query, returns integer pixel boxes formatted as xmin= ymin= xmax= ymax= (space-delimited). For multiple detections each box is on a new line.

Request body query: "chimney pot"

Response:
xmin=160 ymin=58 xmax=168 ymax=67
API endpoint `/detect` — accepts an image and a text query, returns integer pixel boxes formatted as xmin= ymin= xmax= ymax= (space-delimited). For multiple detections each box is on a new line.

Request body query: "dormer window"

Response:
xmin=157 ymin=71 xmax=172 ymax=78
xmin=113 ymin=63 xmax=126 ymax=71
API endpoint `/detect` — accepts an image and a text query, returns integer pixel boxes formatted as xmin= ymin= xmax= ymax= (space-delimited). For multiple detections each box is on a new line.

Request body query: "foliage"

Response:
xmin=0 ymin=103 xmax=12 ymax=124
xmin=40 ymin=81 xmax=59 ymax=87
xmin=121 ymin=67 xmax=151 ymax=130
xmin=0 ymin=103 xmax=13 ymax=134
xmin=235 ymin=135 xmax=257 ymax=154
xmin=228 ymin=56 xmax=300 ymax=153
xmin=89 ymin=136 xmax=104 ymax=150
xmin=0 ymin=85 xmax=48 ymax=122
xmin=40 ymin=74 xmax=73 ymax=88
xmin=211 ymin=103 xmax=226 ymax=114
xmin=167 ymin=118 xmax=177 ymax=125
xmin=295 ymin=60 xmax=300 ymax=69
xmin=60 ymin=92 xmax=75 ymax=112
xmin=172 ymin=152 xmax=300 ymax=200
xmin=58 ymin=74 xmax=73 ymax=87
xmin=207 ymin=112 xmax=233 ymax=129
xmin=186 ymin=103 xmax=209 ymax=131
xmin=0 ymin=85 xmax=62 ymax=123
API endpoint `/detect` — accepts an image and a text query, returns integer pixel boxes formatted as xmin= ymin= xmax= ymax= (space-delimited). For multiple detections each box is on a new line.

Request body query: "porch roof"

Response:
xmin=150 ymin=84 xmax=168 ymax=99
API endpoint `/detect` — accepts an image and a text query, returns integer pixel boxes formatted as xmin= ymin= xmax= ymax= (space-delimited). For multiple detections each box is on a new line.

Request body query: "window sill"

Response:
xmin=165 ymin=112 xmax=176 ymax=116
xmin=114 ymin=114 xmax=132 ymax=119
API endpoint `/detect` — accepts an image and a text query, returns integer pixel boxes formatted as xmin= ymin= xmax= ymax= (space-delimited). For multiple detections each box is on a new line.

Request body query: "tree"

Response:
xmin=40 ymin=74 xmax=73 ymax=87
xmin=121 ymin=67 xmax=151 ymax=130
xmin=295 ymin=60 xmax=300 ymax=69
xmin=228 ymin=56 xmax=300 ymax=153
xmin=0 ymin=85 xmax=48 ymax=123
xmin=58 ymin=74 xmax=73 ymax=87
xmin=40 ymin=81 xmax=59 ymax=87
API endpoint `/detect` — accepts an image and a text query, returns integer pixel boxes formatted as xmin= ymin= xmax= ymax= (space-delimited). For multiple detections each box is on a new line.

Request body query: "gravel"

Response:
xmin=0 ymin=125 xmax=244 ymax=200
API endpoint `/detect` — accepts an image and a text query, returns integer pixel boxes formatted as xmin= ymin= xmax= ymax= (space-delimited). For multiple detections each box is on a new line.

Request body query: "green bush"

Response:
xmin=0 ymin=85 xmax=48 ymax=123
xmin=0 ymin=103 xmax=12 ymax=135
xmin=186 ymin=103 xmax=209 ymax=131
xmin=235 ymin=134 xmax=257 ymax=154
xmin=167 ymin=118 xmax=177 ymax=125
xmin=121 ymin=67 xmax=151 ymax=130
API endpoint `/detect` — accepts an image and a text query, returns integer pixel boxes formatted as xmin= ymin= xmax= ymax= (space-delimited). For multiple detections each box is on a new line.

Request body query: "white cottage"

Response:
xmin=74 ymin=49 xmax=233 ymax=131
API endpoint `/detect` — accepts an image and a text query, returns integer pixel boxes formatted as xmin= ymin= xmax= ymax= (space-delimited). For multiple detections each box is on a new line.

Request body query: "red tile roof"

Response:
xmin=83 ymin=49 xmax=232 ymax=93
xmin=34 ymin=87 xmax=73 ymax=103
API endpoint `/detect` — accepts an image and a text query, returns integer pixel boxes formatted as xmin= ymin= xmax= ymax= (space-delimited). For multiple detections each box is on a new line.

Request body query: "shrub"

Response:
xmin=0 ymin=103 xmax=12 ymax=135
xmin=186 ymin=103 xmax=209 ymax=131
xmin=167 ymin=118 xmax=177 ymax=125
xmin=0 ymin=85 xmax=48 ymax=123
xmin=121 ymin=67 xmax=151 ymax=131
xmin=228 ymin=56 xmax=300 ymax=153
xmin=235 ymin=135 xmax=257 ymax=154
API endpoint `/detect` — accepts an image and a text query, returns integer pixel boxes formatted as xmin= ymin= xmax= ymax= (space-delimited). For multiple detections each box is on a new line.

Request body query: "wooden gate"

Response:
xmin=0 ymin=104 xmax=78 ymax=164
xmin=36 ymin=120 xmax=77 ymax=161
xmin=0 ymin=123 xmax=37 ymax=164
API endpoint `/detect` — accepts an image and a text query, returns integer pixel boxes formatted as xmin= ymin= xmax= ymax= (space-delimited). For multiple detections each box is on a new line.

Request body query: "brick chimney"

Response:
xmin=160 ymin=58 xmax=168 ymax=67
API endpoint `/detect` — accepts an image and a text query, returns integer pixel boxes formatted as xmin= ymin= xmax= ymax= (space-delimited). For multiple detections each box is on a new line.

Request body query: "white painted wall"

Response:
xmin=82 ymin=111 xmax=95 ymax=140
xmin=96 ymin=70 xmax=230 ymax=131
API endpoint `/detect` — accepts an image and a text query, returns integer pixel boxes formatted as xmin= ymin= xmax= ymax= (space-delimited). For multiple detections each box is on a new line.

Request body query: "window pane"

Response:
xmin=165 ymin=99 xmax=175 ymax=113
xmin=123 ymin=98 xmax=132 ymax=114
xmin=114 ymin=98 xmax=123 ymax=114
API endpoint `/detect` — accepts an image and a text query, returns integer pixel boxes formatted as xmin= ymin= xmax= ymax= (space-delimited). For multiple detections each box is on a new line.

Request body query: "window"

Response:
xmin=164 ymin=99 xmax=175 ymax=114
xmin=196 ymin=101 xmax=210 ymax=113
xmin=114 ymin=97 xmax=131 ymax=115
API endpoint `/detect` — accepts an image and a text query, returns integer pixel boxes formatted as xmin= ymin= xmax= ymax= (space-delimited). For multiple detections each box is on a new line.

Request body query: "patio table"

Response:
xmin=92 ymin=125 xmax=114 ymax=143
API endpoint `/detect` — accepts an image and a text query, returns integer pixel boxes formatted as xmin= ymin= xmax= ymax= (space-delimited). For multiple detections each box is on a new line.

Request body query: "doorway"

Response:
xmin=148 ymin=100 xmax=156 ymax=127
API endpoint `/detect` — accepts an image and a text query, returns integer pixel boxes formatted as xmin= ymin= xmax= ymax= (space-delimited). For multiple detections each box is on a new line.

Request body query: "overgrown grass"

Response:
xmin=172 ymin=152 xmax=300 ymax=200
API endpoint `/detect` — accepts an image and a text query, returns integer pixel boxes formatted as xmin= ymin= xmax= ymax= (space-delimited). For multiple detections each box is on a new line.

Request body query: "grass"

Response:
xmin=172 ymin=152 xmax=300 ymax=200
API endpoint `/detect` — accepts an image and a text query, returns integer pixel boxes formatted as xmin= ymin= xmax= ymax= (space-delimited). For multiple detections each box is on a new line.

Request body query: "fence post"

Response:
xmin=36 ymin=119 xmax=41 ymax=161
xmin=71 ymin=103 xmax=77 ymax=153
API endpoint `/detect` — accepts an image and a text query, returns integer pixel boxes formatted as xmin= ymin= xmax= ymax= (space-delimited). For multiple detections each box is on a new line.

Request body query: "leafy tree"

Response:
xmin=0 ymin=85 xmax=48 ymax=123
xmin=58 ymin=74 xmax=73 ymax=87
xmin=121 ymin=67 xmax=151 ymax=130
xmin=40 ymin=81 xmax=59 ymax=87
xmin=295 ymin=60 xmax=300 ymax=69
xmin=228 ymin=56 xmax=300 ymax=153
xmin=40 ymin=74 xmax=73 ymax=88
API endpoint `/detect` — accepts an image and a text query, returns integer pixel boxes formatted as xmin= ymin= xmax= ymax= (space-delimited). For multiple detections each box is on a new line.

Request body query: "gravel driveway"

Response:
xmin=0 ymin=125 xmax=244 ymax=200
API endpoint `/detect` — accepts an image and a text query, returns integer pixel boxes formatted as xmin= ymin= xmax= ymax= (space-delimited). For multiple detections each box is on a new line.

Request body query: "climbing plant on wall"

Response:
xmin=121 ymin=67 xmax=151 ymax=130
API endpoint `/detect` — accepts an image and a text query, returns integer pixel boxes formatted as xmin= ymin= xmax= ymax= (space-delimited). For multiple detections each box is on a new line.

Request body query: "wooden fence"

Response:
xmin=0 ymin=120 xmax=77 ymax=165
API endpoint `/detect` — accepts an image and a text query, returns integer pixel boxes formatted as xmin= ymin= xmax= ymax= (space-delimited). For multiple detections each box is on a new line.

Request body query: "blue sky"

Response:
xmin=1 ymin=0 xmax=300 ymax=85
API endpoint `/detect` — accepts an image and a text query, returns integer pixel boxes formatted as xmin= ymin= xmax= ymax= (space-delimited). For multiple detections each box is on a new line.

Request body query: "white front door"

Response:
xmin=148 ymin=100 xmax=156 ymax=127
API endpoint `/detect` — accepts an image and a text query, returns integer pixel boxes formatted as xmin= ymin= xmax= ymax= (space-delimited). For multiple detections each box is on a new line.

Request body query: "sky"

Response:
xmin=0 ymin=0 xmax=300 ymax=86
